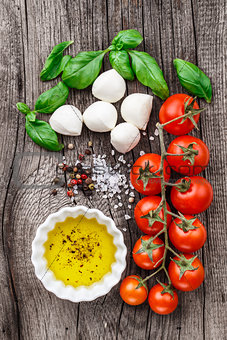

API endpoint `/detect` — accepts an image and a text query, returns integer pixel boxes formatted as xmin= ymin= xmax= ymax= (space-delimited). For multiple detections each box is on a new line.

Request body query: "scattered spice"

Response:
xmin=129 ymin=197 xmax=135 ymax=203
xmin=53 ymin=177 xmax=60 ymax=184
xmin=88 ymin=141 xmax=93 ymax=147
xmin=78 ymin=153 xmax=84 ymax=161
xmin=68 ymin=143 xmax=75 ymax=150
xmin=51 ymin=189 xmax=57 ymax=196
xmin=85 ymin=149 xmax=91 ymax=155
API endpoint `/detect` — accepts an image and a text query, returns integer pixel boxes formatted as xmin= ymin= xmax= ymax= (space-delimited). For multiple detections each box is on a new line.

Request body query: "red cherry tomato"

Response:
xmin=171 ymin=176 xmax=213 ymax=214
xmin=159 ymin=94 xmax=200 ymax=135
xmin=130 ymin=153 xmax=170 ymax=195
xmin=148 ymin=284 xmax=178 ymax=315
xmin=167 ymin=136 xmax=210 ymax=176
xmin=120 ymin=275 xmax=148 ymax=305
xmin=134 ymin=196 xmax=172 ymax=235
xmin=168 ymin=254 xmax=205 ymax=291
xmin=168 ymin=215 xmax=207 ymax=253
xmin=133 ymin=235 xmax=164 ymax=270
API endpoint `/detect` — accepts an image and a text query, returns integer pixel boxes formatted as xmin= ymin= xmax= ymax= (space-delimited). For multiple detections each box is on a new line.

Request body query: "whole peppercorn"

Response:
xmin=73 ymin=167 xmax=78 ymax=173
xmin=83 ymin=184 xmax=89 ymax=191
xmin=71 ymin=179 xmax=78 ymax=186
xmin=66 ymin=166 xmax=73 ymax=173
xmin=85 ymin=177 xmax=92 ymax=185
xmin=67 ymin=190 xmax=74 ymax=197
xmin=77 ymin=179 xmax=82 ymax=185
xmin=69 ymin=173 xmax=75 ymax=179
xmin=58 ymin=163 xmax=64 ymax=169
xmin=62 ymin=166 xmax=68 ymax=171
xmin=88 ymin=183 xmax=95 ymax=190
xmin=85 ymin=149 xmax=91 ymax=155
xmin=81 ymin=174 xmax=88 ymax=180
xmin=78 ymin=154 xmax=84 ymax=161
xmin=68 ymin=183 xmax=73 ymax=188
xmin=53 ymin=177 xmax=60 ymax=184
xmin=85 ymin=169 xmax=92 ymax=176
xmin=76 ymin=174 xmax=81 ymax=179
xmin=77 ymin=163 xmax=82 ymax=169
xmin=77 ymin=184 xmax=83 ymax=190
xmin=51 ymin=189 xmax=57 ymax=196
xmin=68 ymin=143 xmax=75 ymax=150
xmin=88 ymin=141 xmax=93 ymax=147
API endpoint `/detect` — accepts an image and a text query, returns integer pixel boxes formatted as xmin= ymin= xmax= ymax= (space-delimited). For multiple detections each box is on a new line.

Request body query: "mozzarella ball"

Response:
xmin=121 ymin=93 xmax=153 ymax=130
xmin=110 ymin=122 xmax=141 ymax=154
xmin=83 ymin=101 xmax=118 ymax=132
xmin=49 ymin=105 xmax=83 ymax=136
xmin=92 ymin=69 xmax=126 ymax=103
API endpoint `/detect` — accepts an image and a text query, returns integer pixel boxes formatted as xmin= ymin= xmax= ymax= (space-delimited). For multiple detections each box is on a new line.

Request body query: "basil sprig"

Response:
xmin=40 ymin=41 xmax=73 ymax=81
xmin=25 ymin=118 xmax=63 ymax=151
xmin=62 ymin=50 xmax=106 ymax=89
xmin=35 ymin=81 xmax=69 ymax=113
xmin=174 ymin=59 xmax=212 ymax=103
xmin=129 ymin=51 xmax=169 ymax=100
xmin=111 ymin=29 xmax=143 ymax=50
xmin=16 ymin=103 xmax=36 ymax=122
xmin=109 ymin=50 xmax=134 ymax=80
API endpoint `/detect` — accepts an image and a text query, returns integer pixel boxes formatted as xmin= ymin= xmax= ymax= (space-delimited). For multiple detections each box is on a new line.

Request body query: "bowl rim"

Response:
xmin=31 ymin=205 xmax=127 ymax=302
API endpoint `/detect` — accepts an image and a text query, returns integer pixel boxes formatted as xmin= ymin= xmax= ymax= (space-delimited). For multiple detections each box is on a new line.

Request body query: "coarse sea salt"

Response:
xmin=140 ymin=150 xmax=145 ymax=156
xmin=154 ymin=128 xmax=159 ymax=136
xmin=91 ymin=153 xmax=132 ymax=201
xmin=125 ymin=215 xmax=131 ymax=220
xmin=149 ymin=136 xmax=155 ymax=141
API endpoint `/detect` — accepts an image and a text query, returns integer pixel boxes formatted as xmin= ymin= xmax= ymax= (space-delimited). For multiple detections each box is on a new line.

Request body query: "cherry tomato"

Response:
xmin=120 ymin=275 xmax=148 ymax=305
xmin=159 ymin=94 xmax=200 ymax=135
xmin=134 ymin=196 xmax=172 ymax=235
xmin=148 ymin=284 xmax=178 ymax=315
xmin=167 ymin=136 xmax=210 ymax=176
xmin=168 ymin=254 xmax=205 ymax=291
xmin=171 ymin=176 xmax=213 ymax=214
xmin=130 ymin=153 xmax=170 ymax=195
xmin=168 ymin=215 xmax=207 ymax=253
xmin=133 ymin=235 xmax=164 ymax=270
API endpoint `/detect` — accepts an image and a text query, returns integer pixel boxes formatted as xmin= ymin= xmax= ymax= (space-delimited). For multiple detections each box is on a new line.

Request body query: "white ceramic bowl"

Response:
xmin=31 ymin=206 xmax=127 ymax=302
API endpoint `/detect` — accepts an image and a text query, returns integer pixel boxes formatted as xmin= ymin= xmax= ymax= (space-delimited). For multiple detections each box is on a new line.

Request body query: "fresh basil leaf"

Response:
xmin=62 ymin=50 xmax=106 ymax=89
xmin=16 ymin=102 xmax=31 ymax=114
xmin=109 ymin=50 xmax=134 ymax=80
xmin=35 ymin=82 xmax=69 ymax=114
xmin=129 ymin=50 xmax=169 ymax=100
xmin=40 ymin=41 xmax=74 ymax=81
xmin=25 ymin=118 xmax=64 ymax=151
xmin=59 ymin=55 xmax=72 ymax=73
xmin=174 ymin=59 xmax=212 ymax=103
xmin=111 ymin=29 xmax=143 ymax=50
xmin=26 ymin=111 xmax=36 ymax=122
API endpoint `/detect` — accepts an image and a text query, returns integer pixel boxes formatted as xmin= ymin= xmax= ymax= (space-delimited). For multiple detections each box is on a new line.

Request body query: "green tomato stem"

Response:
xmin=161 ymin=112 xmax=192 ymax=127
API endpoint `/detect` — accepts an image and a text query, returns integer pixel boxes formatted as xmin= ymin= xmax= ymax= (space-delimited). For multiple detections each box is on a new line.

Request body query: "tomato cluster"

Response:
xmin=120 ymin=94 xmax=213 ymax=315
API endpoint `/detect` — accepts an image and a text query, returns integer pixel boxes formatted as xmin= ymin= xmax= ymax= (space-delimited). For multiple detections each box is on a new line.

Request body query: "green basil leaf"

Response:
xmin=111 ymin=29 xmax=143 ymax=50
xmin=174 ymin=59 xmax=212 ymax=103
xmin=129 ymin=51 xmax=169 ymax=100
xmin=35 ymin=82 xmax=69 ymax=114
xmin=59 ymin=55 xmax=72 ymax=73
xmin=25 ymin=118 xmax=64 ymax=151
xmin=62 ymin=50 xmax=106 ymax=89
xmin=26 ymin=111 xmax=36 ymax=122
xmin=40 ymin=41 xmax=74 ymax=81
xmin=16 ymin=102 xmax=31 ymax=114
xmin=109 ymin=50 xmax=134 ymax=80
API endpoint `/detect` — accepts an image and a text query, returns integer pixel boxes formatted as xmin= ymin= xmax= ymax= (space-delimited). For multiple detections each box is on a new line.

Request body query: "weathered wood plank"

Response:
xmin=0 ymin=0 xmax=226 ymax=339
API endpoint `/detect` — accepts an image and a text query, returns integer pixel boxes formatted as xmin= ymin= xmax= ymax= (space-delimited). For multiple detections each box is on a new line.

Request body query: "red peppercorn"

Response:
xmin=67 ymin=190 xmax=74 ymax=197
xmin=71 ymin=179 xmax=78 ymax=186
xmin=77 ymin=179 xmax=82 ymax=185
xmin=81 ymin=174 xmax=88 ymax=180
xmin=62 ymin=166 xmax=68 ymax=171
xmin=78 ymin=153 xmax=84 ymax=161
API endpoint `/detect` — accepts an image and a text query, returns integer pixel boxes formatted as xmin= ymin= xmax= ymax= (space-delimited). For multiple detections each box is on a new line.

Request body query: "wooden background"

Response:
xmin=0 ymin=0 xmax=226 ymax=339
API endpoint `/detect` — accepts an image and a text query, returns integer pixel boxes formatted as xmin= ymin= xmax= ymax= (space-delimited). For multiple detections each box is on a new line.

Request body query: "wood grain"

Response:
xmin=0 ymin=0 xmax=226 ymax=339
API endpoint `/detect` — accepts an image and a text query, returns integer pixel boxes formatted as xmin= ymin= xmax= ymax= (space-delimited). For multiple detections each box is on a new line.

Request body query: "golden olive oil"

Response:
xmin=44 ymin=216 xmax=116 ymax=287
